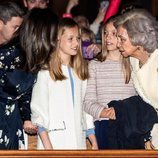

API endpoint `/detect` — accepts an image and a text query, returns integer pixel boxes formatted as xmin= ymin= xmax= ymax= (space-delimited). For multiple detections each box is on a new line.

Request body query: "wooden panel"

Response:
xmin=0 ymin=150 xmax=158 ymax=158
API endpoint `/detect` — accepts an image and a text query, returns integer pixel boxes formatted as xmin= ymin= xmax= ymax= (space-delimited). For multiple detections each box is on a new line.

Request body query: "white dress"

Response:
xmin=31 ymin=65 xmax=92 ymax=149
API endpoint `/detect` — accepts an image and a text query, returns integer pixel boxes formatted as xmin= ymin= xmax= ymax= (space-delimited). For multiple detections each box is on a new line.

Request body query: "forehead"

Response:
xmin=6 ymin=16 xmax=23 ymax=25
xmin=105 ymin=22 xmax=116 ymax=30
xmin=117 ymin=26 xmax=128 ymax=37
xmin=62 ymin=26 xmax=79 ymax=35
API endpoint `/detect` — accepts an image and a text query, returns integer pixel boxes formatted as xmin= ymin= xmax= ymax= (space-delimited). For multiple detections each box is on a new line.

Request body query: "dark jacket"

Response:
xmin=108 ymin=95 xmax=158 ymax=149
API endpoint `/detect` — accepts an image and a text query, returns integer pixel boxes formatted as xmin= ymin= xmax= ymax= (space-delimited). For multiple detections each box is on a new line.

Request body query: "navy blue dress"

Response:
xmin=0 ymin=40 xmax=36 ymax=149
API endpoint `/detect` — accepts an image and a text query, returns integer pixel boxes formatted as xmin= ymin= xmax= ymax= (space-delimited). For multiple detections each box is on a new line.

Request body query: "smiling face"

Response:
xmin=0 ymin=16 xmax=23 ymax=44
xmin=117 ymin=25 xmax=138 ymax=57
xmin=104 ymin=22 xmax=118 ymax=51
xmin=58 ymin=26 xmax=80 ymax=64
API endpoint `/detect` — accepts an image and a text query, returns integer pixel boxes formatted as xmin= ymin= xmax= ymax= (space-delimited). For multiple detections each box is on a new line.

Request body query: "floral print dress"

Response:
xmin=0 ymin=40 xmax=36 ymax=149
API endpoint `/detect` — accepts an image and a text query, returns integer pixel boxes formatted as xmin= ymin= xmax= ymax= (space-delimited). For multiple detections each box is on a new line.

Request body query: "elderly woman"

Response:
xmin=109 ymin=9 xmax=158 ymax=149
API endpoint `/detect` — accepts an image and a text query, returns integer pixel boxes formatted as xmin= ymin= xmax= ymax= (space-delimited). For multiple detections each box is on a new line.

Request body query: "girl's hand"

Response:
xmin=23 ymin=120 xmax=38 ymax=134
xmin=91 ymin=142 xmax=98 ymax=150
xmin=100 ymin=107 xmax=116 ymax=120
xmin=145 ymin=140 xmax=154 ymax=150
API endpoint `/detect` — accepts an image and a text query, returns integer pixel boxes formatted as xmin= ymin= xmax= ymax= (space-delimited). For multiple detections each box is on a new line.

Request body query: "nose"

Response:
xmin=35 ymin=2 xmax=40 ymax=7
xmin=74 ymin=38 xmax=79 ymax=47
xmin=106 ymin=34 xmax=112 ymax=40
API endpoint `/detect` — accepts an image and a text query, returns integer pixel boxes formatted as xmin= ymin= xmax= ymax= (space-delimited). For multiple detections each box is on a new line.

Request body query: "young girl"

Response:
xmin=30 ymin=18 xmax=98 ymax=149
xmin=81 ymin=27 xmax=101 ymax=60
xmin=81 ymin=27 xmax=96 ymax=60
xmin=83 ymin=16 xmax=137 ymax=149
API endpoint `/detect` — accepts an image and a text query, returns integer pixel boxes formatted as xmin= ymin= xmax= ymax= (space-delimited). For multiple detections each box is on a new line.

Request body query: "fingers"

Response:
xmin=86 ymin=44 xmax=101 ymax=56
xmin=24 ymin=126 xmax=38 ymax=134
xmin=23 ymin=121 xmax=38 ymax=134
xmin=101 ymin=108 xmax=116 ymax=120
xmin=108 ymin=107 xmax=116 ymax=120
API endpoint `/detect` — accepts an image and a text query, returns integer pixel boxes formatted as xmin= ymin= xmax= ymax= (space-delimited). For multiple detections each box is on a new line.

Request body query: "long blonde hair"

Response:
xmin=48 ymin=18 xmax=89 ymax=81
xmin=97 ymin=16 xmax=131 ymax=84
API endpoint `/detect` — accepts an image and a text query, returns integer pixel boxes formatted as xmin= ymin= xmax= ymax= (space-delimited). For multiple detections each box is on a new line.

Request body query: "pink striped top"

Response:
xmin=83 ymin=59 xmax=137 ymax=120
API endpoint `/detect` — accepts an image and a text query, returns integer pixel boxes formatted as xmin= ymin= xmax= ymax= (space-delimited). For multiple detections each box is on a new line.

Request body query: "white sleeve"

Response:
xmin=31 ymin=70 xmax=50 ymax=130
xmin=82 ymin=80 xmax=94 ymax=129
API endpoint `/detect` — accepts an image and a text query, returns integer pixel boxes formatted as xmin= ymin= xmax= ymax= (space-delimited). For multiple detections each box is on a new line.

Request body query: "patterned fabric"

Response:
xmin=0 ymin=40 xmax=36 ymax=149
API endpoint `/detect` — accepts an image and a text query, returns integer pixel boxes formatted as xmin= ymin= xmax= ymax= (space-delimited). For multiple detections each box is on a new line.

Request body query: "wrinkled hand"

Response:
xmin=100 ymin=107 xmax=116 ymax=120
xmin=66 ymin=0 xmax=79 ymax=13
xmin=86 ymin=44 xmax=101 ymax=57
xmin=24 ymin=120 xmax=38 ymax=134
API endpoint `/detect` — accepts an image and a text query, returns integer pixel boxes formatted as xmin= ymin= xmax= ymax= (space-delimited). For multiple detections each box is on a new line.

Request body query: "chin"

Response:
xmin=121 ymin=52 xmax=129 ymax=57
xmin=71 ymin=52 xmax=77 ymax=56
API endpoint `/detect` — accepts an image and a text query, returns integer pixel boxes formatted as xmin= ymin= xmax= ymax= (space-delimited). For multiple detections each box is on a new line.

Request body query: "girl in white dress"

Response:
xmin=30 ymin=18 xmax=98 ymax=149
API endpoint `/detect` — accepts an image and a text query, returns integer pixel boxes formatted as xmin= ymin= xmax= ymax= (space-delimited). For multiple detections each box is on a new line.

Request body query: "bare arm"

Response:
xmin=88 ymin=134 xmax=98 ymax=149
xmin=66 ymin=0 xmax=79 ymax=13
xmin=39 ymin=131 xmax=53 ymax=149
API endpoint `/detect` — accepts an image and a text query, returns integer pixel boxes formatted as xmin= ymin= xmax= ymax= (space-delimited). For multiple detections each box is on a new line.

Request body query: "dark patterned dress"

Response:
xmin=0 ymin=40 xmax=36 ymax=149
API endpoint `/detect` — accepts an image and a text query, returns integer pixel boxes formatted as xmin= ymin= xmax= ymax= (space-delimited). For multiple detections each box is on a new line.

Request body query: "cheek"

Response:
xmin=113 ymin=38 xmax=118 ymax=46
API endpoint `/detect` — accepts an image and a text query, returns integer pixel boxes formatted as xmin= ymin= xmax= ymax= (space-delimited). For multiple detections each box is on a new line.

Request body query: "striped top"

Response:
xmin=83 ymin=59 xmax=137 ymax=120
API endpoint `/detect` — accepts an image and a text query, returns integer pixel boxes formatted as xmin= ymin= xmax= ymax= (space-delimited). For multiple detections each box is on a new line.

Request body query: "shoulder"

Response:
xmin=37 ymin=70 xmax=50 ymax=80
xmin=88 ymin=59 xmax=101 ymax=68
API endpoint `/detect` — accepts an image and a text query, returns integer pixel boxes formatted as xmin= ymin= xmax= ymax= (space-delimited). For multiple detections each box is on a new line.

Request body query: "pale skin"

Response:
xmin=117 ymin=25 xmax=151 ymax=149
xmin=39 ymin=26 xmax=98 ymax=149
xmin=0 ymin=17 xmax=22 ymax=44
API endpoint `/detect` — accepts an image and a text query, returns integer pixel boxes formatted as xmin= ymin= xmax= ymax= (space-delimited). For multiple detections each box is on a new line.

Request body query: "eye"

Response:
xmin=112 ymin=31 xmax=117 ymax=36
xmin=77 ymin=36 xmax=80 ymax=42
xmin=120 ymin=37 xmax=126 ymax=43
xmin=28 ymin=0 xmax=36 ymax=3
xmin=40 ymin=0 xmax=47 ymax=4
xmin=13 ymin=26 xmax=20 ymax=31
xmin=104 ymin=31 xmax=108 ymax=36
xmin=68 ymin=37 xmax=73 ymax=41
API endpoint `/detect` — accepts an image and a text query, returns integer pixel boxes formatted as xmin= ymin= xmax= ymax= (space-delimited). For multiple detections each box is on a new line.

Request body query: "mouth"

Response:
xmin=106 ymin=42 xmax=113 ymax=46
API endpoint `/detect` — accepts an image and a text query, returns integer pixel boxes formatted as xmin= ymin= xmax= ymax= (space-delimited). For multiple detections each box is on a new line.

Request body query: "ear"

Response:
xmin=137 ymin=45 xmax=145 ymax=52
xmin=137 ymin=45 xmax=142 ymax=50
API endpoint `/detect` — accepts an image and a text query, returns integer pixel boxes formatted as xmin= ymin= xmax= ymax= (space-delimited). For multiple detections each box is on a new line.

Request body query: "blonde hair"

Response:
xmin=81 ymin=27 xmax=96 ymax=43
xmin=97 ymin=16 xmax=131 ymax=84
xmin=48 ymin=18 xmax=89 ymax=81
